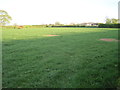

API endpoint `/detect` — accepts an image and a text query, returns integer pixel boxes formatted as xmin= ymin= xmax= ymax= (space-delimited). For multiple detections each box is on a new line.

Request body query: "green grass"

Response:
xmin=2 ymin=27 xmax=119 ymax=88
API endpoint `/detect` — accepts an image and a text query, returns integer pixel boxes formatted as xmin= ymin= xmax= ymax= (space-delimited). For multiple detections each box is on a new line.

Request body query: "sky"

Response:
xmin=0 ymin=0 xmax=119 ymax=25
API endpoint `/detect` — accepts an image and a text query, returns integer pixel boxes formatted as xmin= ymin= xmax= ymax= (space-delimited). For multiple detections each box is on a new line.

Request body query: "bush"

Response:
xmin=98 ymin=24 xmax=120 ymax=28
xmin=31 ymin=25 xmax=46 ymax=28
xmin=2 ymin=26 xmax=15 ymax=29
xmin=80 ymin=25 xmax=86 ymax=27
xmin=24 ymin=25 xmax=32 ymax=28
xmin=51 ymin=25 xmax=85 ymax=27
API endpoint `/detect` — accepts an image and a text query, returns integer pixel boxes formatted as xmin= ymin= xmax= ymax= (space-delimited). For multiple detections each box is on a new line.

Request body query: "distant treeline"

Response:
xmin=1 ymin=25 xmax=46 ymax=29
xmin=48 ymin=24 xmax=120 ymax=28
xmin=48 ymin=25 xmax=99 ymax=28
xmin=48 ymin=25 xmax=86 ymax=27
xmin=1 ymin=24 xmax=120 ymax=29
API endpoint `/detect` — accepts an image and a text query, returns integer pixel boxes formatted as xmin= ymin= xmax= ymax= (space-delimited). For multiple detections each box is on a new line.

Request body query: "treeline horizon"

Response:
xmin=0 ymin=10 xmax=119 ymax=28
xmin=1 ymin=23 xmax=120 ymax=28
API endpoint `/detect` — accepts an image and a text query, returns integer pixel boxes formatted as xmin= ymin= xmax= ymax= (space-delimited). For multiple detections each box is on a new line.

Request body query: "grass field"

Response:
xmin=2 ymin=27 xmax=119 ymax=88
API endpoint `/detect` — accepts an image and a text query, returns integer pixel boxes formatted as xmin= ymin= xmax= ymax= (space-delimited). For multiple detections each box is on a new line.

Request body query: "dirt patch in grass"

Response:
xmin=43 ymin=35 xmax=60 ymax=37
xmin=100 ymin=38 xmax=120 ymax=42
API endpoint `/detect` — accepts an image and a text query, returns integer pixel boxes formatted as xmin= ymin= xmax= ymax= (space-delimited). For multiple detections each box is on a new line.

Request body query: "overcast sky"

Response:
xmin=0 ymin=0 xmax=119 ymax=25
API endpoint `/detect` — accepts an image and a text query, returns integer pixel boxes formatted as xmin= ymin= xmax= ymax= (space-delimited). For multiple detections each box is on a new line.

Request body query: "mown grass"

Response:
xmin=2 ymin=28 xmax=119 ymax=88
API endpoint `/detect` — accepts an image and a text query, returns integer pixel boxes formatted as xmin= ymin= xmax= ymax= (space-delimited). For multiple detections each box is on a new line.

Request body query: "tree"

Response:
xmin=105 ymin=17 xmax=118 ymax=24
xmin=105 ymin=18 xmax=112 ymax=24
xmin=0 ymin=10 xmax=12 ymax=26
xmin=111 ymin=18 xmax=118 ymax=24
xmin=13 ymin=23 xmax=18 ymax=29
xmin=55 ymin=22 xmax=61 ymax=25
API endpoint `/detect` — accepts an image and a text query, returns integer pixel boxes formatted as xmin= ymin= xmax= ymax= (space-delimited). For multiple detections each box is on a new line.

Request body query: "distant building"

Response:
xmin=69 ymin=23 xmax=76 ymax=25
xmin=80 ymin=22 xmax=99 ymax=26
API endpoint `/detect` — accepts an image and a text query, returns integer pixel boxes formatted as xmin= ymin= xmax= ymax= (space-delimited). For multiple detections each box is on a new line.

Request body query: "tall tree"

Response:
xmin=55 ymin=22 xmax=61 ymax=25
xmin=0 ymin=10 xmax=12 ymax=26
xmin=105 ymin=18 xmax=112 ymax=24
xmin=105 ymin=17 xmax=118 ymax=24
xmin=111 ymin=18 xmax=118 ymax=24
